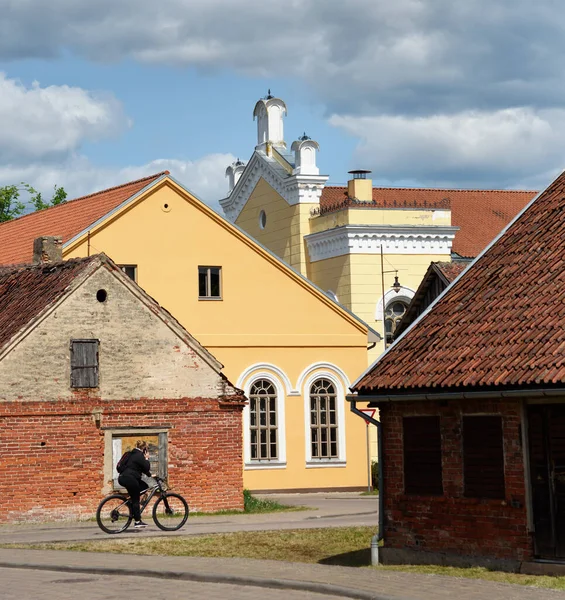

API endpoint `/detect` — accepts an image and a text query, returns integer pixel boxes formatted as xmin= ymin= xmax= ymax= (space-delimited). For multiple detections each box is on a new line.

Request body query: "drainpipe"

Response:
xmin=347 ymin=395 xmax=383 ymax=565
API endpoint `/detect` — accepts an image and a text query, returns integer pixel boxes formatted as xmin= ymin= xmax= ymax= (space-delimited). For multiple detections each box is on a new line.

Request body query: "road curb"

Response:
xmin=0 ymin=560 xmax=407 ymax=600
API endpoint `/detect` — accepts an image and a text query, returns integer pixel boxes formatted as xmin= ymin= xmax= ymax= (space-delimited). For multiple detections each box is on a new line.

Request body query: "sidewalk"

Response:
xmin=0 ymin=548 xmax=562 ymax=600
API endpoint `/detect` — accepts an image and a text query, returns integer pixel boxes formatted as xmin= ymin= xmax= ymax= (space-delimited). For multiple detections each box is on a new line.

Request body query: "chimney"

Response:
xmin=33 ymin=236 xmax=63 ymax=264
xmin=347 ymin=170 xmax=373 ymax=202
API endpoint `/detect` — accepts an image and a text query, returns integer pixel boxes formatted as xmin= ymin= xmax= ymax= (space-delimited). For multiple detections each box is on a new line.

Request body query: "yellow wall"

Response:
xmin=64 ymin=179 xmax=370 ymax=491
xmin=235 ymin=178 xmax=315 ymax=275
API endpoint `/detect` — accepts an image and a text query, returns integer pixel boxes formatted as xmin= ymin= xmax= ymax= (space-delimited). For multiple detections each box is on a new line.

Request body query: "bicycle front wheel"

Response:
xmin=96 ymin=494 xmax=133 ymax=534
xmin=152 ymin=492 xmax=189 ymax=531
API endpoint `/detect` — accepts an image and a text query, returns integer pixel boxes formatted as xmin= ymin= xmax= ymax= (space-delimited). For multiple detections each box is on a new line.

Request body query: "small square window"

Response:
xmin=119 ymin=265 xmax=137 ymax=282
xmin=70 ymin=339 xmax=99 ymax=388
xmin=112 ymin=432 xmax=168 ymax=488
xmin=198 ymin=266 xmax=222 ymax=299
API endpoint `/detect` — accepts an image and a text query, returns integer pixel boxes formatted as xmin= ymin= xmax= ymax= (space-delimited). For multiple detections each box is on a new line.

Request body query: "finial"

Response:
xmin=266 ymin=89 xmax=274 ymax=99
xmin=299 ymin=132 xmax=311 ymax=141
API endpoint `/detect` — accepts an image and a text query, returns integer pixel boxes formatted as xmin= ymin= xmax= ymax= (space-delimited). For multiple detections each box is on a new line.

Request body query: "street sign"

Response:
xmin=359 ymin=408 xmax=376 ymax=423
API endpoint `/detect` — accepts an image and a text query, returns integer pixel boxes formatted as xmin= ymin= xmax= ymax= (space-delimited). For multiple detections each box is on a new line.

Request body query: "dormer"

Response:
xmin=225 ymin=159 xmax=247 ymax=194
xmin=291 ymin=134 xmax=320 ymax=176
xmin=253 ymin=92 xmax=287 ymax=152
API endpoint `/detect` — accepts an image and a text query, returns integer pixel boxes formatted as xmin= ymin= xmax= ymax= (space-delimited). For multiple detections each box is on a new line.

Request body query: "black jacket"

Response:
xmin=121 ymin=448 xmax=151 ymax=480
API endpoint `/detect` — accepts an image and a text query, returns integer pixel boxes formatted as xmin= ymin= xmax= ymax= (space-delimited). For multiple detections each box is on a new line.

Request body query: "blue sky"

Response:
xmin=0 ymin=0 xmax=563 ymax=210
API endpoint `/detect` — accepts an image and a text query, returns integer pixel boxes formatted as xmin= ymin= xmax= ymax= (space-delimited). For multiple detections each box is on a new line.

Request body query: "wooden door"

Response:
xmin=528 ymin=404 xmax=565 ymax=559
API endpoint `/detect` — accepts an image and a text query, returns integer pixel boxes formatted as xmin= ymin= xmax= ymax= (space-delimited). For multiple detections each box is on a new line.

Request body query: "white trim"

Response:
xmin=295 ymin=362 xmax=351 ymax=393
xmin=241 ymin=370 xmax=287 ymax=469
xmin=375 ymin=286 xmax=415 ymax=321
xmin=305 ymin=225 xmax=458 ymax=262
xmin=219 ymin=151 xmax=328 ymax=222
xmin=237 ymin=363 xmax=295 ymax=396
xmin=302 ymin=367 xmax=348 ymax=466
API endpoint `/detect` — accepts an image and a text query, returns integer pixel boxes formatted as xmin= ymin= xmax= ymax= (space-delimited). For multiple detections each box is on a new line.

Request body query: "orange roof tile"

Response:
xmin=320 ymin=187 xmax=537 ymax=258
xmin=0 ymin=172 xmax=168 ymax=264
xmin=352 ymin=171 xmax=565 ymax=394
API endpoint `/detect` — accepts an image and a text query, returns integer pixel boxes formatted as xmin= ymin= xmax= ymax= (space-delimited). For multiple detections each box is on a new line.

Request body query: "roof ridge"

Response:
xmin=0 ymin=171 xmax=169 ymax=228
xmin=323 ymin=185 xmax=538 ymax=194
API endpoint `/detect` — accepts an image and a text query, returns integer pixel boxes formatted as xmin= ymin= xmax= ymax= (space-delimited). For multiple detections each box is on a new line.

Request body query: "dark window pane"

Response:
xmin=463 ymin=416 xmax=505 ymax=499
xmin=210 ymin=268 xmax=221 ymax=297
xmin=403 ymin=416 xmax=443 ymax=495
xmin=198 ymin=269 xmax=207 ymax=296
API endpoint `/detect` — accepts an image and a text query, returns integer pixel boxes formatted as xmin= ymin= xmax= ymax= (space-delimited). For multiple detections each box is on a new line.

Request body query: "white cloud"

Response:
xmin=330 ymin=107 xmax=565 ymax=188
xmin=0 ymin=153 xmax=236 ymax=211
xmin=0 ymin=73 xmax=127 ymax=164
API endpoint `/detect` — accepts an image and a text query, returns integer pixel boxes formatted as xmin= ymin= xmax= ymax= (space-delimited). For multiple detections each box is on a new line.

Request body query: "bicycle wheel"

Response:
xmin=152 ymin=492 xmax=189 ymax=531
xmin=96 ymin=494 xmax=133 ymax=534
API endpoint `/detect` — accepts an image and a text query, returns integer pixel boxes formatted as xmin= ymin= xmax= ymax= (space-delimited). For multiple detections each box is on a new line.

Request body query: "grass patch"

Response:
xmin=6 ymin=526 xmax=565 ymax=591
xmin=189 ymin=490 xmax=305 ymax=516
xmin=376 ymin=564 xmax=565 ymax=591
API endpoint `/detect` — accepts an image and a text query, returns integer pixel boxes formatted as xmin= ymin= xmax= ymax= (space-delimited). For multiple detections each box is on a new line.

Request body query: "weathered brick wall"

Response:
xmin=380 ymin=398 xmax=532 ymax=561
xmin=0 ymin=397 xmax=243 ymax=523
xmin=0 ymin=266 xmax=225 ymax=402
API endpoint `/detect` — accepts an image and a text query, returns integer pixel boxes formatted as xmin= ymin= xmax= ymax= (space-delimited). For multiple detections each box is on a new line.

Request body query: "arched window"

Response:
xmin=309 ymin=378 xmax=338 ymax=459
xmin=384 ymin=299 xmax=409 ymax=343
xmin=249 ymin=379 xmax=278 ymax=461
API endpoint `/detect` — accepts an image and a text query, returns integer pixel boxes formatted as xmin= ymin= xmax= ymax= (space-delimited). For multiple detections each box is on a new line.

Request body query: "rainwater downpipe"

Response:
xmin=347 ymin=395 xmax=383 ymax=566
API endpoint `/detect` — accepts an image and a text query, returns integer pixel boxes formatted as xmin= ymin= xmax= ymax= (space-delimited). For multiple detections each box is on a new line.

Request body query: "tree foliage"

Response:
xmin=0 ymin=183 xmax=67 ymax=223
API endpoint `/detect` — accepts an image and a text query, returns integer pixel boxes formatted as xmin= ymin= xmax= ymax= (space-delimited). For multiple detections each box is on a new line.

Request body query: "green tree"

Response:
xmin=0 ymin=183 xmax=67 ymax=222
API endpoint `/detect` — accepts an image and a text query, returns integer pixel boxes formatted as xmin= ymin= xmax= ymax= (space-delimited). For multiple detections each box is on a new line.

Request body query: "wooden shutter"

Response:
xmin=403 ymin=416 xmax=443 ymax=495
xmin=463 ymin=416 xmax=505 ymax=499
xmin=70 ymin=339 xmax=99 ymax=388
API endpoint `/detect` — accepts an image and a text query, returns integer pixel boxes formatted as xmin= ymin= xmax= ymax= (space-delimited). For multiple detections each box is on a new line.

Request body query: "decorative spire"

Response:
xmin=265 ymin=89 xmax=274 ymax=99
xmin=298 ymin=132 xmax=311 ymax=141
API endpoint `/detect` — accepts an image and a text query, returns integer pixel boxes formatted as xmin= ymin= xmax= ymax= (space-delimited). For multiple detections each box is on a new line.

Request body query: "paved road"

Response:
xmin=1 ymin=566 xmax=345 ymax=600
xmin=0 ymin=492 xmax=378 ymax=545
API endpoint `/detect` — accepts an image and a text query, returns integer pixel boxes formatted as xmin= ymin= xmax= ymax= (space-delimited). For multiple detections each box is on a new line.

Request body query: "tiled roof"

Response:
xmin=0 ymin=172 xmax=167 ymax=264
xmin=0 ymin=257 xmax=98 ymax=352
xmin=352 ymin=171 xmax=565 ymax=395
xmin=319 ymin=187 xmax=536 ymax=258
xmin=434 ymin=261 xmax=469 ymax=283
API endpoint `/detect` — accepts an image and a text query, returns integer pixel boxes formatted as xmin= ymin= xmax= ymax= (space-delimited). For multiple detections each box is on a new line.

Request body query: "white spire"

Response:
xmin=291 ymin=133 xmax=320 ymax=175
xmin=253 ymin=91 xmax=287 ymax=150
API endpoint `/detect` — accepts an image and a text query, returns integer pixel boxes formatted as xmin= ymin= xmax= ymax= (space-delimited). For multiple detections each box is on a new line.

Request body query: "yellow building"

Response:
xmin=0 ymin=173 xmax=379 ymax=493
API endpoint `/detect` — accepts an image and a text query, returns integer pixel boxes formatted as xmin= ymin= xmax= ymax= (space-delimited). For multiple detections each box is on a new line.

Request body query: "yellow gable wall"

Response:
xmin=64 ymin=179 xmax=369 ymax=491
xmin=235 ymin=178 xmax=315 ymax=276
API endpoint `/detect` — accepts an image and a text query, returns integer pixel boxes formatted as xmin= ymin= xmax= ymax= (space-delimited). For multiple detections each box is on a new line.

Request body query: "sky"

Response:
xmin=0 ymin=0 xmax=563 ymax=211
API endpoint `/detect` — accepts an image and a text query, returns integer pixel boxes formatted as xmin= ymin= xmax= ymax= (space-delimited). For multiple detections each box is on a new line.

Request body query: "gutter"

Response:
xmin=346 ymin=395 xmax=384 ymax=565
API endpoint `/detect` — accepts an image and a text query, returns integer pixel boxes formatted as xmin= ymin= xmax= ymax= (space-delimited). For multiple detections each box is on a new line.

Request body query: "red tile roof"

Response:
xmin=351 ymin=171 xmax=565 ymax=394
xmin=0 ymin=172 xmax=167 ymax=265
xmin=0 ymin=257 xmax=98 ymax=352
xmin=434 ymin=261 xmax=469 ymax=283
xmin=320 ymin=187 xmax=537 ymax=258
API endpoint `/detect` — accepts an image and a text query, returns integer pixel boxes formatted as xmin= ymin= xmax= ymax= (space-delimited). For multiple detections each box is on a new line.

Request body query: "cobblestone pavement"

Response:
xmin=0 ymin=549 xmax=562 ymax=600
xmin=1 ymin=567 xmax=345 ymax=600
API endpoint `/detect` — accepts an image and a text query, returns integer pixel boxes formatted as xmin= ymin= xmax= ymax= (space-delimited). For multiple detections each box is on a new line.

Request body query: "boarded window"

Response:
xmin=463 ymin=416 xmax=505 ymax=499
xmin=70 ymin=339 xmax=99 ymax=388
xmin=198 ymin=266 xmax=221 ymax=299
xmin=403 ymin=416 xmax=443 ymax=495
xmin=112 ymin=432 xmax=168 ymax=489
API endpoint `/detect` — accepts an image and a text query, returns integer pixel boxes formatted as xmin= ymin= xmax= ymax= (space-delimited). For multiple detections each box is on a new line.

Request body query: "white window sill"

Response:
xmin=245 ymin=461 xmax=287 ymax=470
xmin=306 ymin=460 xmax=346 ymax=468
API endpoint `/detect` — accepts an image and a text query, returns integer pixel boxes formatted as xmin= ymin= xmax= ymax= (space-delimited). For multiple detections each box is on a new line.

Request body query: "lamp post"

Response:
xmin=380 ymin=244 xmax=401 ymax=350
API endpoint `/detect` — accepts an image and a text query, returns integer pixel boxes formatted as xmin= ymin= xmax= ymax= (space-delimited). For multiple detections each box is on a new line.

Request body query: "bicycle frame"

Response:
xmin=117 ymin=478 xmax=166 ymax=516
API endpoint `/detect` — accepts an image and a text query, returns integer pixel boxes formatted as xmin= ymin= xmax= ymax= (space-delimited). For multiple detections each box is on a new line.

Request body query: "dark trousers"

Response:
xmin=118 ymin=474 xmax=148 ymax=521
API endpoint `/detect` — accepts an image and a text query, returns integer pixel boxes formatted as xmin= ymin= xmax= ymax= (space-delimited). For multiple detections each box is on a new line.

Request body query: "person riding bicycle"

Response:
xmin=118 ymin=440 xmax=152 ymax=529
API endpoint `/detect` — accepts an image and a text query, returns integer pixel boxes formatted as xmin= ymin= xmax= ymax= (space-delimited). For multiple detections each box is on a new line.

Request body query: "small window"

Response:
xmin=119 ymin=265 xmax=137 ymax=282
xmin=403 ymin=416 xmax=443 ymax=495
xmin=259 ymin=210 xmax=267 ymax=229
xmin=385 ymin=299 xmax=409 ymax=343
xmin=198 ymin=266 xmax=221 ymax=299
xmin=70 ymin=339 xmax=99 ymax=388
xmin=310 ymin=378 xmax=338 ymax=459
xmin=112 ymin=432 xmax=168 ymax=488
xmin=249 ymin=379 xmax=278 ymax=461
xmin=463 ymin=416 xmax=505 ymax=499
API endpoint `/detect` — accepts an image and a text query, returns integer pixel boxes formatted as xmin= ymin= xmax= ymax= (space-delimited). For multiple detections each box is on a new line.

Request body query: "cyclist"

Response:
xmin=118 ymin=440 xmax=152 ymax=529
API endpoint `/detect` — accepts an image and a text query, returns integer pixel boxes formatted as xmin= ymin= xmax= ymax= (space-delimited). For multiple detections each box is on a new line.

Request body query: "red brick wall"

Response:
xmin=0 ymin=397 xmax=243 ymax=523
xmin=380 ymin=398 xmax=532 ymax=561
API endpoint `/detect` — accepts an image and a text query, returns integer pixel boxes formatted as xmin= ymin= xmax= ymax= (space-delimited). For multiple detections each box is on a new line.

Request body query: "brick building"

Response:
xmin=0 ymin=238 xmax=245 ymax=523
xmin=350 ymin=171 xmax=565 ymax=569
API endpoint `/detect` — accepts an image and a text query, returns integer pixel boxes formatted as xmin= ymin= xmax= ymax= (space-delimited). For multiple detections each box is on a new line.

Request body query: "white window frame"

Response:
xmin=241 ymin=371 xmax=287 ymax=470
xmin=303 ymin=370 xmax=347 ymax=468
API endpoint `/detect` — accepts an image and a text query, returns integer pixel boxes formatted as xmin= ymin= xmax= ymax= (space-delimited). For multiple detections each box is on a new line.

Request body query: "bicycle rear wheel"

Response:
xmin=152 ymin=492 xmax=189 ymax=531
xmin=96 ymin=494 xmax=133 ymax=534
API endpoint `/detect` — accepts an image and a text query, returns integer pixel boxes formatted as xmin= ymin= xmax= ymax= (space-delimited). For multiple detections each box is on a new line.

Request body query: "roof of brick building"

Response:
xmin=320 ymin=187 xmax=537 ymax=258
xmin=0 ymin=257 xmax=98 ymax=351
xmin=352 ymin=171 xmax=565 ymax=395
xmin=0 ymin=172 xmax=167 ymax=265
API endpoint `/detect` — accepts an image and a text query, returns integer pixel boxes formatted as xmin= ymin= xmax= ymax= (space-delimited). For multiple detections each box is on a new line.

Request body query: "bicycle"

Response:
xmin=96 ymin=476 xmax=189 ymax=534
